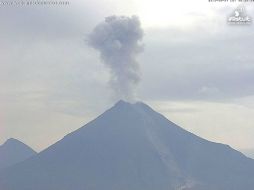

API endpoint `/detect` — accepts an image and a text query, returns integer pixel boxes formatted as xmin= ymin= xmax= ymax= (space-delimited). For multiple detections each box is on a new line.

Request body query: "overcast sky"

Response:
xmin=1 ymin=0 xmax=254 ymax=157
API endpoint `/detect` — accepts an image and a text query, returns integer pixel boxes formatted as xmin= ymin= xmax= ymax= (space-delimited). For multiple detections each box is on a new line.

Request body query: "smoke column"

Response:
xmin=88 ymin=15 xmax=144 ymax=101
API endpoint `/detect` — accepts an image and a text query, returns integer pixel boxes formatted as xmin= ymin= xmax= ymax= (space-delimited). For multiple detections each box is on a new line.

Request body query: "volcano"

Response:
xmin=0 ymin=100 xmax=253 ymax=190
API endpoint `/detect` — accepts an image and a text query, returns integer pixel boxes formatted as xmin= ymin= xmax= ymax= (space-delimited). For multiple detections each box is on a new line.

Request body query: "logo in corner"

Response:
xmin=228 ymin=6 xmax=252 ymax=25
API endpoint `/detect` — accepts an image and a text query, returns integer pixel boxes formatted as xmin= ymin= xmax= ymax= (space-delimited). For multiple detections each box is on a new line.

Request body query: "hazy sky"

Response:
xmin=1 ymin=0 xmax=254 ymax=157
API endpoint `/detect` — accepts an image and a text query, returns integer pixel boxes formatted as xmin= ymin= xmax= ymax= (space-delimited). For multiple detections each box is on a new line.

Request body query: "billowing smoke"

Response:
xmin=88 ymin=15 xmax=144 ymax=101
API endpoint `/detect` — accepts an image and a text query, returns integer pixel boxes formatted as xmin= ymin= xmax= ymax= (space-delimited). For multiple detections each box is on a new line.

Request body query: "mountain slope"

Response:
xmin=242 ymin=149 xmax=254 ymax=159
xmin=0 ymin=101 xmax=253 ymax=190
xmin=0 ymin=138 xmax=36 ymax=170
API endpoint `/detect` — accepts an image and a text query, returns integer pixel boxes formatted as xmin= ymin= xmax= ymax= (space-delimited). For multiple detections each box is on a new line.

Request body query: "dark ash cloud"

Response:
xmin=88 ymin=15 xmax=144 ymax=101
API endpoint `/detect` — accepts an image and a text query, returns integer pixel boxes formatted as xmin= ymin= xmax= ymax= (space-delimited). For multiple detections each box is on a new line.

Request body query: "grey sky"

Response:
xmin=1 ymin=0 xmax=254 ymax=158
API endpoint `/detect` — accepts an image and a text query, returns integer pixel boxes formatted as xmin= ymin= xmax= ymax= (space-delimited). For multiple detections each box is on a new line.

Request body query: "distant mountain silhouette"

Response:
xmin=0 ymin=138 xmax=36 ymax=170
xmin=0 ymin=101 xmax=253 ymax=190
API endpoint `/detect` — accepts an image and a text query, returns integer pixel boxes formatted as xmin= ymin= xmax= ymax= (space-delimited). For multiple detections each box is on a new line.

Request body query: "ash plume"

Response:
xmin=88 ymin=15 xmax=144 ymax=101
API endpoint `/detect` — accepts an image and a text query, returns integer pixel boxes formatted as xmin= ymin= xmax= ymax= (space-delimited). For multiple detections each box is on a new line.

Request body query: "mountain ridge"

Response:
xmin=0 ymin=100 xmax=253 ymax=190
xmin=0 ymin=138 xmax=36 ymax=170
